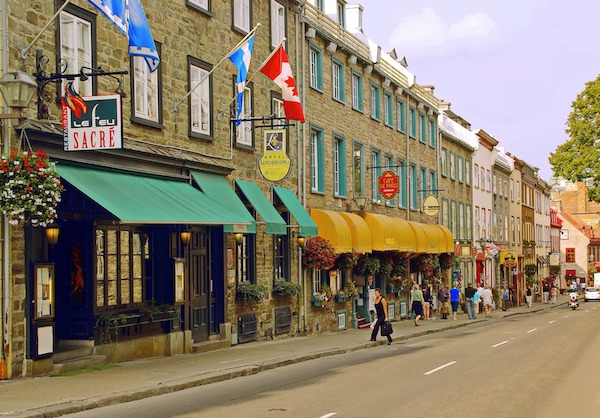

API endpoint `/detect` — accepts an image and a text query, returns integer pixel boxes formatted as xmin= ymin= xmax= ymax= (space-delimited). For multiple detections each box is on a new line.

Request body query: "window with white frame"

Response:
xmin=370 ymin=83 xmax=381 ymax=120
xmin=235 ymin=83 xmax=253 ymax=147
xmin=310 ymin=127 xmax=325 ymax=193
xmin=420 ymin=167 xmax=427 ymax=205
xmin=457 ymin=156 xmax=464 ymax=183
xmin=480 ymin=167 xmax=485 ymax=190
xmin=419 ymin=113 xmax=426 ymax=143
xmin=60 ymin=9 xmax=93 ymax=97
xmin=450 ymin=201 xmax=457 ymax=237
xmin=333 ymin=134 xmax=347 ymax=197
xmin=466 ymin=204 xmax=472 ymax=239
xmin=449 ymin=152 xmax=456 ymax=180
xmin=353 ymin=142 xmax=365 ymax=197
xmin=337 ymin=1 xmax=345 ymax=26
xmin=465 ymin=160 xmax=471 ymax=186
xmin=409 ymin=164 xmax=417 ymax=210
xmin=475 ymin=206 xmax=480 ymax=239
xmin=233 ymin=0 xmax=251 ymax=33
xmin=309 ymin=45 xmax=323 ymax=90
xmin=270 ymin=0 xmax=285 ymax=48
xmin=133 ymin=44 xmax=162 ymax=126
xmin=493 ymin=174 xmax=497 ymax=194
xmin=188 ymin=57 xmax=211 ymax=137
xmin=398 ymin=158 xmax=407 ymax=208
xmin=459 ymin=202 xmax=465 ymax=240
xmin=429 ymin=119 xmax=436 ymax=147
xmin=440 ymin=148 xmax=448 ymax=177
xmin=271 ymin=93 xmax=285 ymax=126
xmin=409 ymin=107 xmax=417 ymax=137
xmin=485 ymin=169 xmax=491 ymax=192
xmin=371 ymin=150 xmax=381 ymax=202
xmin=384 ymin=92 xmax=393 ymax=127
xmin=351 ymin=72 xmax=363 ymax=111
xmin=332 ymin=59 xmax=344 ymax=102
xmin=397 ymin=100 xmax=406 ymax=132
xmin=188 ymin=0 xmax=210 ymax=12
xmin=474 ymin=164 xmax=480 ymax=188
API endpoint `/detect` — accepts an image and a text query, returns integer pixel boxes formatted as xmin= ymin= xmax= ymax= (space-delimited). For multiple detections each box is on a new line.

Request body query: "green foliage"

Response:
xmin=549 ymin=74 xmax=600 ymax=202
xmin=550 ymin=265 xmax=561 ymax=275
xmin=334 ymin=252 xmax=359 ymax=270
xmin=354 ymin=253 xmax=380 ymax=278
xmin=303 ymin=236 xmax=337 ymax=270
xmin=524 ymin=264 xmax=537 ymax=278
xmin=273 ymin=279 xmax=302 ymax=296
xmin=236 ymin=282 xmax=269 ymax=302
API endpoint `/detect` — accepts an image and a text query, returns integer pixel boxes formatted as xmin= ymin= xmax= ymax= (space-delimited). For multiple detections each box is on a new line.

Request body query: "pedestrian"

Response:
xmin=370 ymin=288 xmax=393 ymax=345
xmin=422 ymin=286 xmax=431 ymax=320
xmin=480 ymin=285 xmax=494 ymax=318
xmin=543 ymin=282 xmax=550 ymax=304
xmin=501 ymin=284 xmax=511 ymax=311
xmin=449 ymin=282 xmax=462 ymax=320
xmin=477 ymin=282 xmax=486 ymax=313
xmin=551 ymin=286 xmax=557 ymax=304
xmin=410 ymin=284 xmax=424 ymax=326
xmin=473 ymin=287 xmax=480 ymax=316
xmin=464 ymin=282 xmax=477 ymax=319
xmin=437 ymin=284 xmax=450 ymax=319
xmin=526 ymin=285 xmax=533 ymax=308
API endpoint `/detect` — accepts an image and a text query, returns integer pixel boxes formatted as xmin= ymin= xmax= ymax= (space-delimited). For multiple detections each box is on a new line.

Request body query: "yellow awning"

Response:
xmin=310 ymin=209 xmax=353 ymax=254
xmin=418 ymin=224 xmax=447 ymax=254
xmin=437 ymin=225 xmax=455 ymax=252
xmin=407 ymin=221 xmax=428 ymax=253
xmin=387 ymin=217 xmax=417 ymax=252
xmin=339 ymin=212 xmax=372 ymax=254
xmin=362 ymin=213 xmax=399 ymax=251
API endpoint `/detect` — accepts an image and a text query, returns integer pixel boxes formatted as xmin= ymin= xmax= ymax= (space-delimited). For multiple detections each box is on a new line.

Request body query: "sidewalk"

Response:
xmin=0 ymin=296 xmax=568 ymax=418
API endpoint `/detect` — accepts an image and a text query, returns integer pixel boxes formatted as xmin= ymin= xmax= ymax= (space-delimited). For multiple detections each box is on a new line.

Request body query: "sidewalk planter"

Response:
xmin=272 ymin=280 xmax=302 ymax=297
xmin=235 ymin=282 xmax=269 ymax=302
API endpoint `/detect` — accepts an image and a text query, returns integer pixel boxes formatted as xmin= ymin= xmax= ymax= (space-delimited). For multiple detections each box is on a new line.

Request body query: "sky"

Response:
xmin=354 ymin=0 xmax=600 ymax=181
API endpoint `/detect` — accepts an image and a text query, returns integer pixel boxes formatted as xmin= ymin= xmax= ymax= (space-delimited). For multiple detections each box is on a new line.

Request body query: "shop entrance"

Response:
xmin=189 ymin=228 xmax=212 ymax=342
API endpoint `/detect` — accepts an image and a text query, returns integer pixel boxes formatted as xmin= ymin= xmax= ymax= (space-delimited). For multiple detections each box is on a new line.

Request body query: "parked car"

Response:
xmin=584 ymin=287 xmax=600 ymax=302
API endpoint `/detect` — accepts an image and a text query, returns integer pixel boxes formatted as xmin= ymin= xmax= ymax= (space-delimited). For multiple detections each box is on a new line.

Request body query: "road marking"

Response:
xmin=492 ymin=341 xmax=508 ymax=348
xmin=585 ymin=310 xmax=590 ymax=312
xmin=319 ymin=414 xmax=337 ymax=418
xmin=548 ymin=320 xmax=556 ymax=324
xmin=424 ymin=361 xmax=457 ymax=375
xmin=563 ymin=315 xmax=569 ymax=318
xmin=527 ymin=328 xmax=537 ymax=333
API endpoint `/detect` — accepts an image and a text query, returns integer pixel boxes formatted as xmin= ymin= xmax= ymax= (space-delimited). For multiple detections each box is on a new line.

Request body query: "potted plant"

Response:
xmin=334 ymin=252 xmax=359 ymax=271
xmin=524 ymin=264 xmax=537 ymax=285
xmin=336 ymin=289 xmax=347 ymax=302
xmin=273 ymin=279 xmax=302 ymax=296
xmin=312 ymin=291 xmax=327 ymax=307
xmin=236 ymin=282 xmax=269 ymax=302
xmin=354 ymin=253 xmax=380 ymax=278
xmin=303 ymin=236 xmax=336 ymax=271
xmin=342 ymin=281 xmax=358 ymax=298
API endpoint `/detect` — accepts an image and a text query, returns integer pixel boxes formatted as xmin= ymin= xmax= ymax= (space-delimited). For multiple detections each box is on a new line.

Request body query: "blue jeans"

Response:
xmin=466 ymin=298 xmax=476 ymax=319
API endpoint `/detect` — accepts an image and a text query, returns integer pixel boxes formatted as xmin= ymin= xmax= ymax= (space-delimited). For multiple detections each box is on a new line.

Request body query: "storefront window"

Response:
xmin=236 ymin=234 xmax=255 ymax=283
xmin=273 ymin=235 xmax=289 ymax=282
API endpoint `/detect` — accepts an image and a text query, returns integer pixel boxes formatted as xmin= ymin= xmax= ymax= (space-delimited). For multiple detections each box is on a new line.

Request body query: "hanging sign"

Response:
xmin=422 ymin=194 xmax=440 ymax=217
xmin=62 ymin=83 xmax=122 ymax=151
xmin=378 ymin=170 xmax=399 ymax=199
xmin=258 ymin=129 xmax=291 ymax=182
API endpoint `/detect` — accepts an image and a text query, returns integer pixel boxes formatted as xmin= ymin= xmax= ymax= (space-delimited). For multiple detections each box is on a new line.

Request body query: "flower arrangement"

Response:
xmin=303 ymin=236 xmax=336 ymax=270
xmin=412 ymin=254 xmax=435 ymax=277
xmin=236 ymin=282 xmax=269 ymax=302
xmin=334 ymin=252 xmax=359 ymax=271
xmin=438 ymin=253 xmax=454 ymax=270
xmin=273 ymin=279 xmax=302 ymax=296
xmin=0 ymin=150 xmax=62 ymax=227
xmin=354 ymin=253 xmax=380 ymax=278
xmin=342 ymin=281 xmax=358 ymax=298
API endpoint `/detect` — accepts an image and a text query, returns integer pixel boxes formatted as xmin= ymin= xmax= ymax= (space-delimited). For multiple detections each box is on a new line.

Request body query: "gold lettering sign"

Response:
xmin=258 ymin=129 xmax=291 ymax=182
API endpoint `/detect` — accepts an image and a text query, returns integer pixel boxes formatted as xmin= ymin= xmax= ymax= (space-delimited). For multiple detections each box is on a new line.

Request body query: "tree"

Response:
xmin=549 ymin=74 xmax=600 ymax=202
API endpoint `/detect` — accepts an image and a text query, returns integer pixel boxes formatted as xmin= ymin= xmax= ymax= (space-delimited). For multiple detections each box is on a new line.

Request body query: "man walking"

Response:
xmin=449 ymin=282 xmax=462 ymax=320
xmin=501 ymin=284 xmax=511 ymax=311
xmin=477 ymin=282 xmax=486 ymax=313
xmin=464 ymin=282 xmax=477 ymax=319
xmin=437 ymin=284 xmax=449 ymax=319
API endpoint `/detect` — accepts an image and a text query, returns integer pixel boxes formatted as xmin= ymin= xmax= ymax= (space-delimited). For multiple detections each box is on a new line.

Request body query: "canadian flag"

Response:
xmin=259 ymin=45 xmax=305 ymax=123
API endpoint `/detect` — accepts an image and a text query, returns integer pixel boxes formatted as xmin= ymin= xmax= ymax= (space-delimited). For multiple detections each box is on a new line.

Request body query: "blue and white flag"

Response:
xmin=228 ymin=35 xmax=255 ymax=124
xmin=88 ymin=0 xmax=160 ymax=72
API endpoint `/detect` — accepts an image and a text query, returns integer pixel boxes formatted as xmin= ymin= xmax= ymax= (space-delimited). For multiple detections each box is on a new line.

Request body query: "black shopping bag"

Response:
xmin=381 ymin=322 xmax=393 ymax=336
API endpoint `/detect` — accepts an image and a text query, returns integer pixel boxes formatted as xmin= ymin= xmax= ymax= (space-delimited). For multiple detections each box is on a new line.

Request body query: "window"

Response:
xmin=442 ymin=199 xmax=449 ymax=228
xmin=474 ymin=164 xmax=480 ymax=188
xmin=353 ymin=142 xmax=365 ymax=197
xmin=449 ymin=152 xmax=456 ymax=180
xmin=440 ymin=148 xmax=448 ymax=177
xmin=409 ymin=107 xmax=417 ymax=138
xmin=450 ymin=201 xmax=457 ymax=237
xmin=459 ymin=202 xmax=465 ymax=239
xmin=419 ymin=113 xmax=426 ymax=143
xmin=370 ymin=83 xmax=381 ymax=120
xmin=332 ymin=59 xmax=345 ymax=102
xmin=273 ymin=233 xmax=289 ymax=283
xmin=517 ymin=217 xmax=521 ymax=244
xmin=188 ymin=0 xmax=210 ymax=13
xmin=333 ymin=134 xmax=347 ymax=197
xmin=235 ymin=82 xmax=253 ymax=147
xmin=493 ymin=174 xmax=497 ymax=194
xmin=429 ymin=119 xmax=436 ymax=147
xmin=270 ymin=0 xmax=286 ymax=48
xmin=510 ymin=179 xmax=515 ymax=201
xmin=385 ymin=155 xmax=395 ymax=206
xmin=371 ymin=150 xmax=381 ymax=203
xmin=309 ymin=45 xmax=323 ymax=91
xmin=457 ymin=156 xmax=464 ymax=183
xmin=409 ymin=164 xmax=417 ymax=210
xmin=466 ymin=204 xmax=472 ymax=240
xmin=351 ymin=72 xmax=363 ymax=111
xmin=420 ymin=167 xmax=427 ymax=205
xmin=566 ymin=248 xmax=575 ymax=263
xmin=430 ymin=170 xmax=437 ymax=196
xmin=236 ymin=234 xmax=255 ymax=283
xmin=310 ymin=126 xmax=325 ymax=193
xmin=188 ymin=57 xmax=211 ymax=138
xmin=271 ymin=92 xmax=285 ymax=126
xmin=486 ymin=169 xmax=491 ymax=192
xmin=384 ymin=92 xmax=393 ymax=127
xmin=511 ymin=216 xmax=515 ymax=245
xmin=398 ymin=158 xmax=407 ymax=208
xmin=504 ymin=180 xmax=508 ymax=199
xmin=233 ymin=0 xmax=251 ymax=33
xmin=337 ymin=1 xmax=345 ymax=26
xmin=60 ymin=7 xmax=94 ymax=97
xmin=465 ymin=160 xmax=471 ymax=186
xmin=396 ymin=100 xmax=406 ymax=132
xmin=474 ymin=206 xmax=480 ymax=239
xmin=481 ymin=167 xmax=486 ymax=190
xmin=95 ymin=227 xmax=146 ymax=308
xmin=132 ymin=43 xmax=162 ymax=127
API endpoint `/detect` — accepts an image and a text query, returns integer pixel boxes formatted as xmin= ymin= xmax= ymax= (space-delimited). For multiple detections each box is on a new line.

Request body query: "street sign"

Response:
xmin=378 ymin=170 xmax=399 ymax=199
xmin=422 ymin=194 xmax=440 ymax=217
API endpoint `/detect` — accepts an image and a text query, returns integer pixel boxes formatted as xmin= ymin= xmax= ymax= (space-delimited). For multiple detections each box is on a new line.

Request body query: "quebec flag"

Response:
xmin=228 ymin=35 xmax=254 ymax=124
xmin=88 ymin=0 xmax=160 ymax=72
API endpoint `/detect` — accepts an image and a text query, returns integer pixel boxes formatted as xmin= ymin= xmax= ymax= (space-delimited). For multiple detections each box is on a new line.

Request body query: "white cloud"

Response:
xmin=388 ymin=8 xmax=497 ymax=57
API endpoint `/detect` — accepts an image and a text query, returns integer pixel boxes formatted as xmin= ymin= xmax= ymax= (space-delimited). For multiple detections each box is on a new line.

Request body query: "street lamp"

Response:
xmin=0 ymin=71 xmax=37 ymax=120
xmin=353 ymin=194 xmax=368 ymax=211
xmin=478 ymin=237 xmax=487 ymax=251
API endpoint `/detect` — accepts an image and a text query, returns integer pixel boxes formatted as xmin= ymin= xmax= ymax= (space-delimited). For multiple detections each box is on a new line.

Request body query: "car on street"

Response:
xmin=584 ymin=287 xmax=600 ymax=302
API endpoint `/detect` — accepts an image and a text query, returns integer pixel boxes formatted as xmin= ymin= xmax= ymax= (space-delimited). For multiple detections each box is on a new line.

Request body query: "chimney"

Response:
xmin=421 ymin=85 xmax=435 ymax=93
xmin=438 ymin=101 xmax=451 ymax=111
xmin=345 ymin=4 xmax=363 ymax=33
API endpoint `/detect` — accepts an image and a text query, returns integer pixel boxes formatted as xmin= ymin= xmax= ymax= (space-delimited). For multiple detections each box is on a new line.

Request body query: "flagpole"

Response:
xmin=173 ymin=23 xmax=261 ymax=112
xmin=20 ymin=0 xmax=73 ymax=59
xmin=217 ymin=38 xmax=287 ymax=120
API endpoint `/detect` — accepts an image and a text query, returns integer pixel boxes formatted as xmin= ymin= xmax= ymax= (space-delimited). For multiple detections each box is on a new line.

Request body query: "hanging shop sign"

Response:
xmin=500 ymin=251 xmax=517 ymax=267
xmin=62 ymin=85 xmax=122 ymax=151
xmin=258 ymin=129 xmax=291 ymax=182
xmin=378 ymin=170 xmax=399 ymax=199
xmin=422 ymin=194 xmax=440 ymax=217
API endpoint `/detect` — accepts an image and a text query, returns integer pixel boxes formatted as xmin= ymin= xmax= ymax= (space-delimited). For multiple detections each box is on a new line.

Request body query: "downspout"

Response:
xmin=299 ymin=16 xmax=307 ymax=333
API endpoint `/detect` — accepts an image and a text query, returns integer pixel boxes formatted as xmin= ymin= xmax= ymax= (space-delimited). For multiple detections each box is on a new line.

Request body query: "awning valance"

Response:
xmin=339 ymin=212 xmax=372 ymax=254
xmin=235 ymin=179 xmax=287 ymax=235
xmin=56 ymin=164 xmax=251 ymax=227
xmin=311 ymin=209 xmax=352 ymax=254
xmin=273 ymin=186 xmax=318 ymax=236
xmin=191 ymin=171 xmax=256 ymax=233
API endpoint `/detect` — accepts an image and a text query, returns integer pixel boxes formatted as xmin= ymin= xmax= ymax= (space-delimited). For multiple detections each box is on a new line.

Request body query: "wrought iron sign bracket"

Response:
xmin=231 ymin=115 xmax=296 ymax=129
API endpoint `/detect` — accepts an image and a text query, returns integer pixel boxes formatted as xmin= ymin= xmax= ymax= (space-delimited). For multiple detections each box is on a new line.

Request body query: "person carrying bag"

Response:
xmin=370 ymin=288 xmax=393 ymax=345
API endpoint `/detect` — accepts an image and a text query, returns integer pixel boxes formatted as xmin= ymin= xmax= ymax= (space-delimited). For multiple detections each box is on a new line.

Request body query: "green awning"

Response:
xmin=273 ymin=186 xmax=318 ymax=237
xmin=56 ymin=164 xmax=251 ymax=228
xmin=191 ymin=171 xmax=256 ymax=233
xmin=235 ymin=180 xmax=287 ymax=235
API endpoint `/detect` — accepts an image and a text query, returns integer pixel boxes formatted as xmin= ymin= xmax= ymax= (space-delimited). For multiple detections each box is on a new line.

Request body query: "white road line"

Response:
xmin=424 ymin=361 xmax=457 ymax=375
xmin=492 ymin=341 xmax=508 ymax=348
xmin=319 ymin=413 xmax=337 ymax=418
xmin=527 ymin=328 xmax=537 ymax=333
xmin=564 ymin=315 xmax=569 ymax=318
xmin=585 ymin=310 xmax=590 ymax=312
xmin=548 ymin=320 xmax=556 ymax=324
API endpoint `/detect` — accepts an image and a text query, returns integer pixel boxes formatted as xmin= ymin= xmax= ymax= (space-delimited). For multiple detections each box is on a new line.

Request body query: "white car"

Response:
xmin=584 ymin=287 xmax=600 ymax=302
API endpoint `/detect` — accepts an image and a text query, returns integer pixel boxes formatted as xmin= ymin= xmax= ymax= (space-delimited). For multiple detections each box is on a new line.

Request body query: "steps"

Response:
xmin=357 ymin=316 xmax=372 ymax=329
xmin=191 ymin=339 xmax=231 ymax=354
xmin=51 ymin=341 xmax=107 ymax=375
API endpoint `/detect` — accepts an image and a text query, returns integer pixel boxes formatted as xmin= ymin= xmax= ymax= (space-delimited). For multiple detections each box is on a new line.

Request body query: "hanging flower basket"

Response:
xmin=0 ymin=150 xmax=62 ymax=227
xmin=303 ymin=236 xmax=336 ymax=270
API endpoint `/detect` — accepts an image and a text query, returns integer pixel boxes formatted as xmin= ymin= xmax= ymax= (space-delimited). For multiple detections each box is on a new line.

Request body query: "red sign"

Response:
xmin=378 ymin=170 xmax=399 ymax=199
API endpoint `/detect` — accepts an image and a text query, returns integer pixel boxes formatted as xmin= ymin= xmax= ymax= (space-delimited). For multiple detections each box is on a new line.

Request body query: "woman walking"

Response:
xmin=410 ymin=284 xmax=424 ymax=326
xmin=422 ymin=286 xmax=431 ymax=320
xmin=370 ymin=288 xmax=393 ymax=345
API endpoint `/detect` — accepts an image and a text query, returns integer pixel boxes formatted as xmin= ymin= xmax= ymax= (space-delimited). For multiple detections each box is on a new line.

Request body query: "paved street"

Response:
xmin=0 ymin=295 xmax=583 ymax=417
